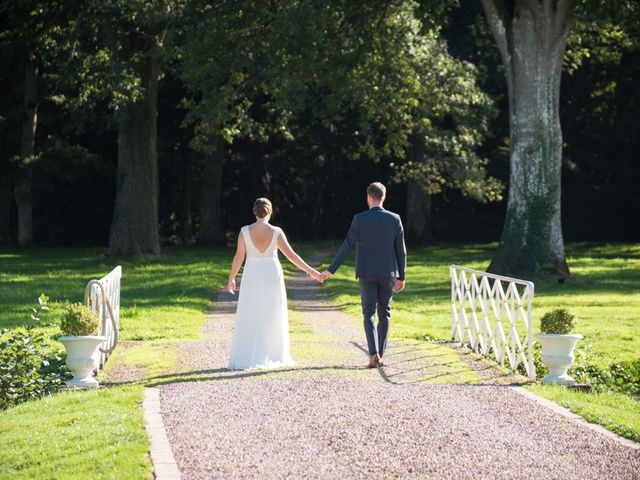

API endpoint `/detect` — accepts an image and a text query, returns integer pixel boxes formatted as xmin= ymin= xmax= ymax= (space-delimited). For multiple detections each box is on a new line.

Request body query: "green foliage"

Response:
xmin=60 ymin=303 xmax=99 ymax=336
xmin=0 ymin=295 xmax=66 ymax=411
xmin=606 ymin=360 xmax=640 ymax=396
xmin=565 ymin=22 xmax=633 ymax=74
xmin=518 ymin=340 xmax=546 ymax=378
xmin=520 ymin=337 xmax=639 ymax=398
xmin=539 ymin=308 xmax=577 ymax=334
xmin=179 ymin=1 xmax=500 ymax=202
xmin=570 ymin=343 xmax=640 ymax=397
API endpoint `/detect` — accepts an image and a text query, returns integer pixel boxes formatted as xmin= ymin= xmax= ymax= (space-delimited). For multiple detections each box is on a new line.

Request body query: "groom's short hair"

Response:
xmin=367 ymin=182 xmax=386 ymax=200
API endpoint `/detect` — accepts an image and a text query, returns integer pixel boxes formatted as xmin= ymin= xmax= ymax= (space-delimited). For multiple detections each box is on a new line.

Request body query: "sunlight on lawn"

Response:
xmin=0 ymin=247 xmax=231 ymax=340
xmin=0 ymin=385 xmax=150 ymax=479
xmin=321 ymin=242 xmax=640 ymax=368
xmin=528 ymin=384 xmax=640 ymax=442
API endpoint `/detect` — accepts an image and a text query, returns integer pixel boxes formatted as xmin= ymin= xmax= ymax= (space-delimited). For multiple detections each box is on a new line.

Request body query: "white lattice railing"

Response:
xmin=84 ymin=266 xmax=122 ymax=370
xmin=450 ymin=265 xmax=536 ymax=380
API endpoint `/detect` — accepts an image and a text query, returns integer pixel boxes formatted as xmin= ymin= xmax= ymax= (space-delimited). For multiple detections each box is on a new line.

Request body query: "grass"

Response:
xmin=528 ymin=384 xmax=640 ymax=442
xmin=0 ymin=246 xmax=234 ymax=480
xmin=0 ymin=247 xmax=231 ymax=340
xmin=288 ymin=305 xmax=352 ymax=364
xmin=99 ymin=341 xmax=179 ymax=381
xmin=321 ymin=242 xmax=640 ymax=368
xmin=0 ymin=385 xmax=150 ymax=479
xmin=320 ymin=241 xmax=640 ymax=442
xmin=1 ymin=241 xmax=638 ymax=478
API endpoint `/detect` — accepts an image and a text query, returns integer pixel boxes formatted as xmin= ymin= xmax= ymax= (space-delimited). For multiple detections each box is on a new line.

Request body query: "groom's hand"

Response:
xmin=393 ymin=279 xmax=405 ymax=293
xmin=320 ymin=271 xmax=333 ymax=282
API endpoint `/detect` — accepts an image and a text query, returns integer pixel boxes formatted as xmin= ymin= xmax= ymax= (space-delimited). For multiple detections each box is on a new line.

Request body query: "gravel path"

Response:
xmin=157 ymin=257 xmax=640 ymax=479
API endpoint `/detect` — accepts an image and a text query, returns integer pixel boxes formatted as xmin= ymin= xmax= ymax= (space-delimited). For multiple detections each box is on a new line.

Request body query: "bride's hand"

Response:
xmin=309 ymin=270 xmax=322 ymax=283
xmin=227 ymin=278 xmax=236 ymax=294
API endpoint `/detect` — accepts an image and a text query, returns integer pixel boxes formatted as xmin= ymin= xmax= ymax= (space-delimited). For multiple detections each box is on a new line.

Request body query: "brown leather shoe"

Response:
xmin=368 ymin=354 xmax=380 ymax=368
xmin=377 ymin=357 xmax=384 ymax=367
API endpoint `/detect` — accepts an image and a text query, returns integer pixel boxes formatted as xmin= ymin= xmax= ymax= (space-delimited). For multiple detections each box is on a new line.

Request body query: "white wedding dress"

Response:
xmin=228 ymin=225 xmax=296 ymax=370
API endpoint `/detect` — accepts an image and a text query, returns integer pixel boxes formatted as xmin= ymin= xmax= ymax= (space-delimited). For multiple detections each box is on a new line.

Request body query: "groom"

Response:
xmin=321 ymin=182 xmax=406 ymax=368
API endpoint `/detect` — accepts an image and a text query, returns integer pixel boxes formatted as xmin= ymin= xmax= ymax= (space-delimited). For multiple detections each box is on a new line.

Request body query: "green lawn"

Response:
xmin=0 ymin=247 xmax=230 ymax=340
xmin=321 ymin=241 xmax=640 ymax=442
xmin=1 ymin=242 xmax=638 ymax=478
xmin=0 ymin=246 xmax=234 ymax=479
xmin=0 ymin=385 xmax=150 ymax=479
xmin=528 ymin=384 xmax=640 ymax=442
xmin=321 ymin=242 xmax=640 ymax=368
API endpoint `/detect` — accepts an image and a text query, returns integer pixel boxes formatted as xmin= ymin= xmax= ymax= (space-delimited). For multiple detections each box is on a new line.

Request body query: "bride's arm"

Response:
xmin=277 ymin=231 xmax=320 ymax=279
xmin=227 ymin=233 xmax=246 ymax=293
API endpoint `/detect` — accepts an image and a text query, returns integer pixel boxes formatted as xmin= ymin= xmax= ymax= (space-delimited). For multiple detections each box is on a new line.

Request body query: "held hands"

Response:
xmin=308 ymin=270 xmax=331 ymax=283
xmin=320 ymin=271 xmax=333 ymax=282
xmin=308 ymin=270 xmax=323 ymax=283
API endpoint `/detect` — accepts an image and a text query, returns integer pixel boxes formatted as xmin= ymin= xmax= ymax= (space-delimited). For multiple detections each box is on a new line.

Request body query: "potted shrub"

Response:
xmin=535 ymin=308 xmax=583 ymax=385
xmin=58 ymin=303 xmax=105 ymax=388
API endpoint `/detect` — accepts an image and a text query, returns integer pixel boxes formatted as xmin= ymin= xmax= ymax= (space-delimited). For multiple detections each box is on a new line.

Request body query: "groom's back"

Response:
xmin=354 ymin=207 xmax=404 ymax=279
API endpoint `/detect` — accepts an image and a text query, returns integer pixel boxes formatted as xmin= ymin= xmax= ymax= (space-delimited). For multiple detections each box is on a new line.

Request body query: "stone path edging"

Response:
xmin=144 ymin=387 xmax=182 ymax=480
xmin=510 ymin=385 xmax=640 ymax=450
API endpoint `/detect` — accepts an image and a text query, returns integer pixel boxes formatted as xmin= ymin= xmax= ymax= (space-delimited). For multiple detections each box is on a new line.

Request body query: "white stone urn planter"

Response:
xmin=535 ymin=333 xmax=583 ymax=385
xmin=59 ymin=336 xmax=106 ymax=388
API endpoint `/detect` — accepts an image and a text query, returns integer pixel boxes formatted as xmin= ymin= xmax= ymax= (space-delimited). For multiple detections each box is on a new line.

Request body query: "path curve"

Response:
xmin=154 ymin=258 xmax=640 ymax=479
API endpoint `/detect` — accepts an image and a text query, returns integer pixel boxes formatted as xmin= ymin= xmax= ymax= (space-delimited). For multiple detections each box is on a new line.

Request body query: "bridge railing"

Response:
xmin=84 ymin=266 xmax=122 ymax=370
xmin=450 ymin=265 xmax=536 ymax=380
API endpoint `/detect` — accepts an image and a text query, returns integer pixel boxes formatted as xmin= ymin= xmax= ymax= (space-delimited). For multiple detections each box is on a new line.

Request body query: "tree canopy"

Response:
xmin=0 ymin=0 xmax=637 ymax=274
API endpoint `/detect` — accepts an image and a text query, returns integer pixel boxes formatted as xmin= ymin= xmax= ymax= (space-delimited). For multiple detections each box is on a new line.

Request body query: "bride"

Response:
xmin=227 ymin=197 xmax=321 ymax=370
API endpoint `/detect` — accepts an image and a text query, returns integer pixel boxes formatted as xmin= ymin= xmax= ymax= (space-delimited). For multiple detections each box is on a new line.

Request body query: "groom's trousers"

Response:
xmin=359 ymin=276 xmax=395 ymax=357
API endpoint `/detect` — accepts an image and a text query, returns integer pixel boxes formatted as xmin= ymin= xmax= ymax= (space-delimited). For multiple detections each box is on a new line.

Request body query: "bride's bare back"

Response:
xmin=227 ymin=197 xmax=321 ymax=295
xmin=248 ymin=222 xmax=276 ymax=253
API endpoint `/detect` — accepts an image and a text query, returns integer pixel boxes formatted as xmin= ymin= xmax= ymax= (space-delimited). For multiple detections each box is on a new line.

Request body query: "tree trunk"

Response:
xmin=15 ymin=59 xmax=38 ymax=247
xmin=406 ymin=181 xmax=434 ymax=244
xmin=482 ymin=0 xmax=573 ymax=278
xmin=0 ymin=177 xmax=13 ymax=244
xmin=405 ymin=131 xmax=434 ymax=243
xmin=108 ymin=54 xmax=160 ymax=256
xmin=197 ymin=138 xmax=224 ymax=245
xmin=182 ymin=153 xmax=194 ymax=243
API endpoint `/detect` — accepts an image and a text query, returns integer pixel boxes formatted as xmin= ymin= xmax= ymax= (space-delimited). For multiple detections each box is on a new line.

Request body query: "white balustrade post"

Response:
xmin=450 ymin=265 xmax=536 ymax=381
xmin=84 ymin=266 xmax=122 ymax=372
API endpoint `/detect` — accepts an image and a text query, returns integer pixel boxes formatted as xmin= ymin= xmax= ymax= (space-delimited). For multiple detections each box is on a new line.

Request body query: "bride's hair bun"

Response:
xmin=253 ymin=197 xmax=273 ymax=218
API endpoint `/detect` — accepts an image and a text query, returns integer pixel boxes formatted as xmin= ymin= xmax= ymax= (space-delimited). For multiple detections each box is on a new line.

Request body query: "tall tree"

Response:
xmin=405 ymin=134 xmax=434 ymax=243
xmin=181 ymin=0 xmax=499 ymax=243
xmin=179 ymin=1 xmax=292 ymax=244
xmin=267 ymin=0 xmax=501 ymax=231
xmin=14 ymin=58 xmax=38 ymax=247
xmin=197 ymin=137 xmax=225 ymax=244
xmin=480 ymin=0 xmax=574 ymax=277
xmin=480 ymin=0 xmax=640 ymax=277
xmin=96 ymin=1 xmax=180 ymax=256
xmin=0 ymin=0 xmax=76 ymax=246
xmin=181 ymin=152 xmax=194 ymax=242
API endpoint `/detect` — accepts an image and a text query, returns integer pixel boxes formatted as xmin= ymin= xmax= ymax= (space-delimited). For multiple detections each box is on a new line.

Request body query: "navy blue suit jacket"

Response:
xmin=328 ymin=206 xmax=406 ymax=280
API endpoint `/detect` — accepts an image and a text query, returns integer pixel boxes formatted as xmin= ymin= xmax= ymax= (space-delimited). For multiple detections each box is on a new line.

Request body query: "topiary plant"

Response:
xmin=60 ymin=303 xmax=99 ymax=336
xmin=540 ymin=308 xmax=577 ymax=334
